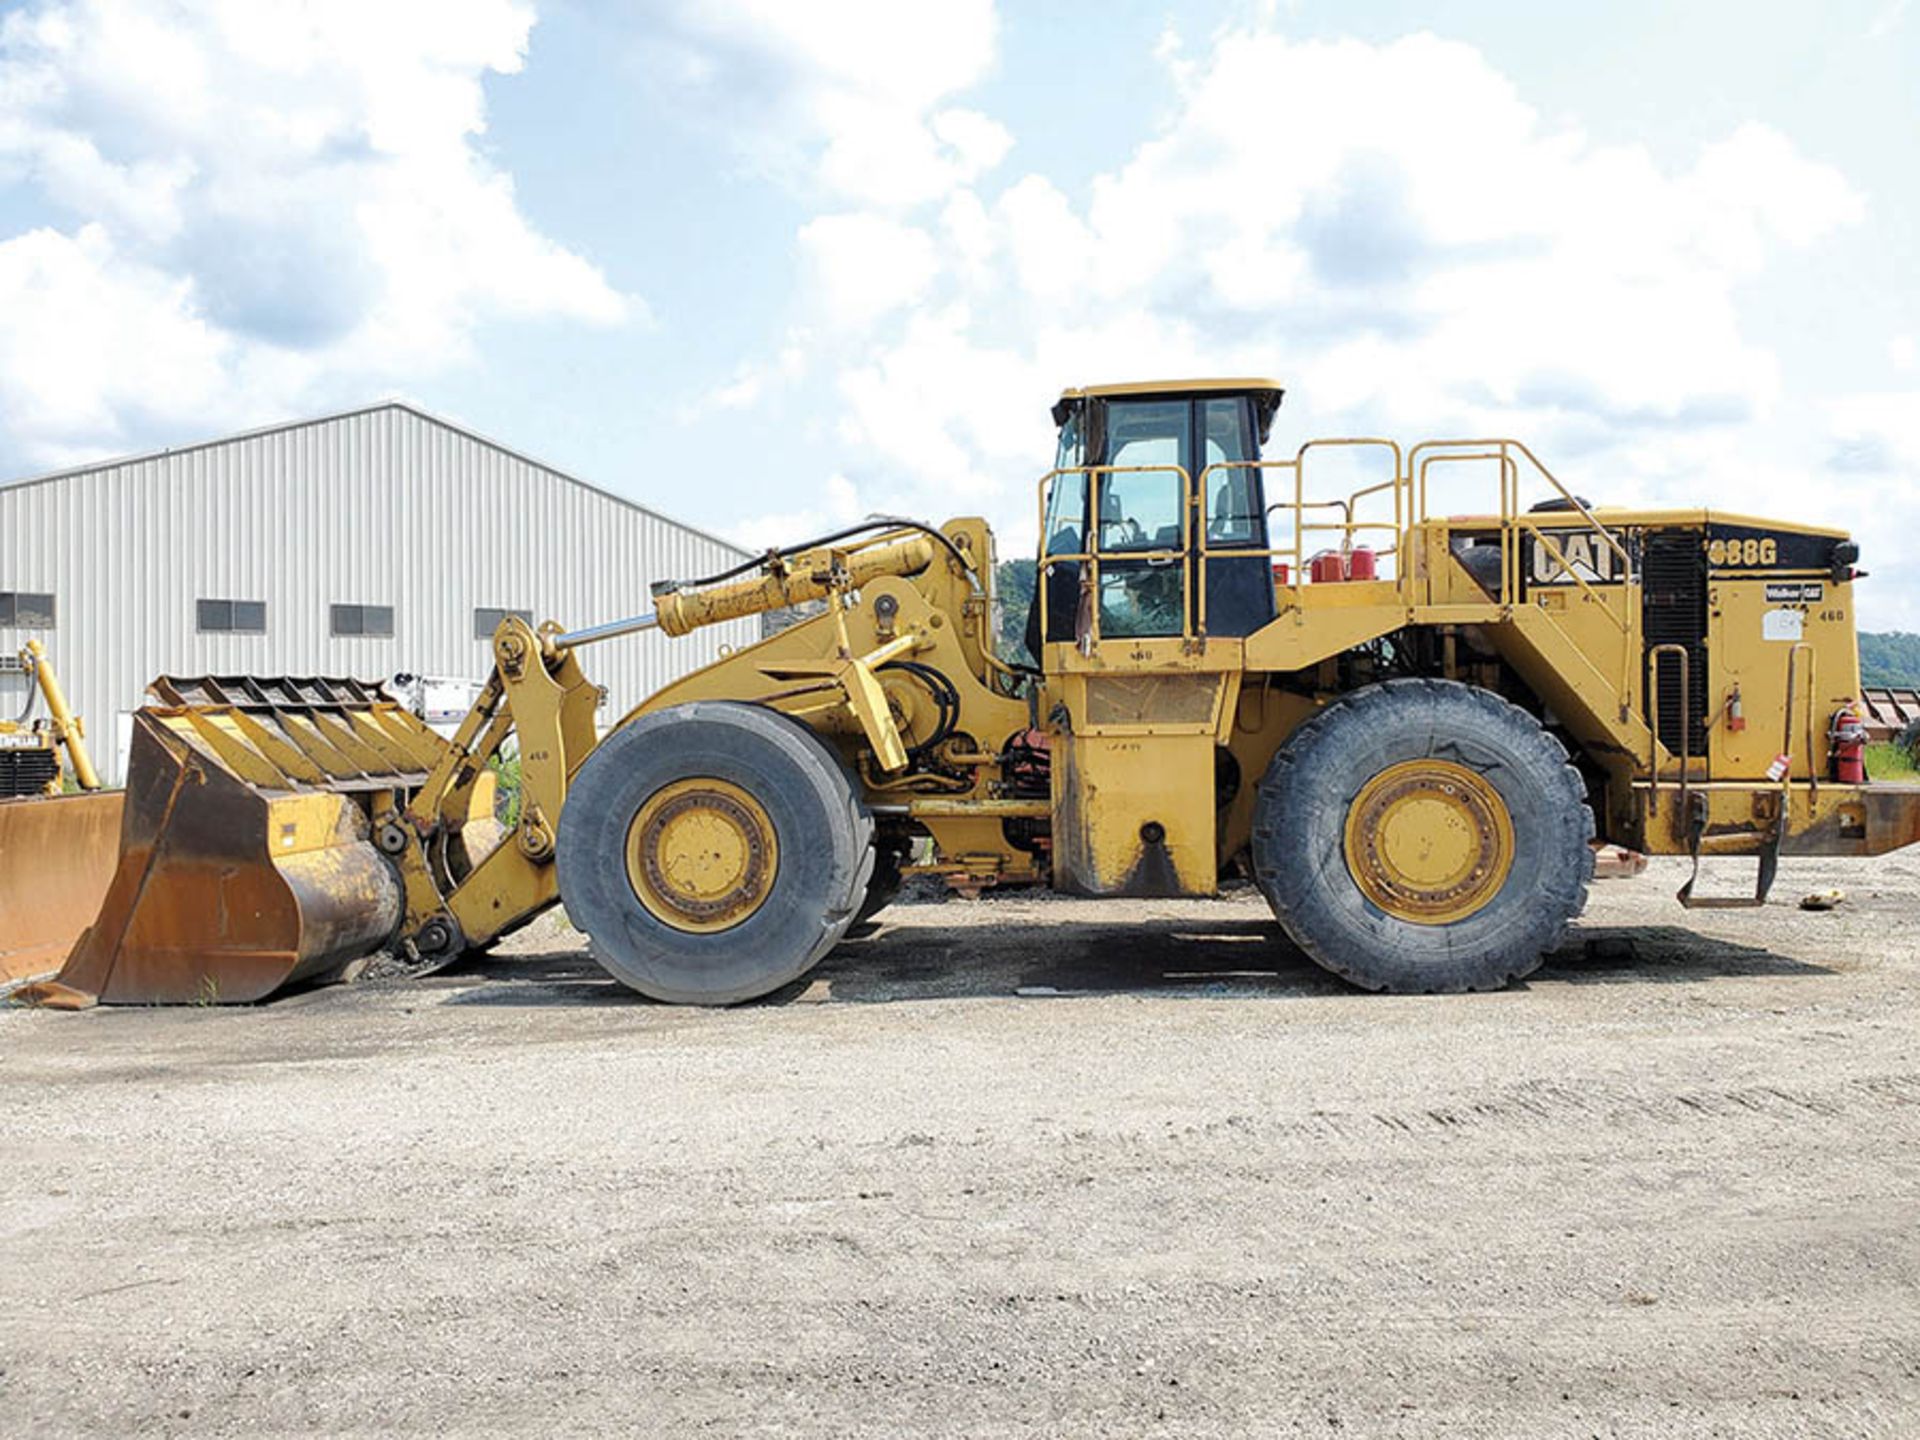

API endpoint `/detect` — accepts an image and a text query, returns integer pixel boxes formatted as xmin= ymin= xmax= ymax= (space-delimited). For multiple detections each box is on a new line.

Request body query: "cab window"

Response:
xmin=1202 ymin=397 xmax=1259 ymax=546
xmin=1099 ymin=399 xmax=1189 ymax=553
xmin=1092 ymin=399 xmax=1189 ymax=638
xmin=1098 ymin=566 xmax=1184 ymax=638
xmin=1055 ymin=412 xmax=1084 ymax=470
xmin=1042 ymin=476 xmax=1085 ymax=558
xmin=1041 ymin=414 xmax=1088 ymax=557
xmin=1097 ymin=470 xmax=1183 ymax=552
xmin=1105 ymin=399 xmax=1188 ymax=475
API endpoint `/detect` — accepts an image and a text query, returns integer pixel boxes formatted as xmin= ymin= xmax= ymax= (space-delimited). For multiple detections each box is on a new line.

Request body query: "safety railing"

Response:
xmin=1032 ymin=436 xmax=1637 ymax=648
xmin=1201 ymin=440 xmax=1408 ymax=633
xmin=1409 ymin=438 xmax=1633 ymax=622
xmin=1149 ymin=477 xmax=1398 ymax=637
xmin=1275 ymin=436 xmax=1408 ymax=570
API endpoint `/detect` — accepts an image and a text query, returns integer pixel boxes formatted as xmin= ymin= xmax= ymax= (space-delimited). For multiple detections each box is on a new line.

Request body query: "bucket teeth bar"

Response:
xmin=143 ymin=675 xmax=445 ymax=792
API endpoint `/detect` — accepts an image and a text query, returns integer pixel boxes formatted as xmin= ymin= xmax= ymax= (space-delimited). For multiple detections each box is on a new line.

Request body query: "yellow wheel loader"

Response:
xmin=21 ymin=379 xmax=1920 ymax=1006
xmin=0 ymin=641 xmax=118 ymax=990
xmin=0 ymin=639 xmax=100 ymax=799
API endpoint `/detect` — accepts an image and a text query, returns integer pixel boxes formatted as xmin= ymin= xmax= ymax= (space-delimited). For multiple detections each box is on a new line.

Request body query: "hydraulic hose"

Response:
xmin=11 ymin=651 xmax=39 ymax=724
xmin=682 ymin=516 xmax=977 ymax=590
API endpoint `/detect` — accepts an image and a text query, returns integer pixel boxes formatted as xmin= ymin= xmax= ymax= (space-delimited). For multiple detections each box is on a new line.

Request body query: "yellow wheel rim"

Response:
xmin=1342 ymin=759 xmax=1514 ymax=924
xmin=625 ymin=778 xmax=778 ymax=934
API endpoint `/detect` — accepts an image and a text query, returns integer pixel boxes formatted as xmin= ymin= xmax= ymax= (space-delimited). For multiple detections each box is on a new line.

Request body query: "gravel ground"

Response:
xmin=3 ymin=853 xmax=1919 ymax=1437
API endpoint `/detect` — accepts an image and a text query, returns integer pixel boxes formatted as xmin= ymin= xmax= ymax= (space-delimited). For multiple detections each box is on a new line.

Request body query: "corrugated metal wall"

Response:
xmin=0 ymin=404 xmax=755 ymax=782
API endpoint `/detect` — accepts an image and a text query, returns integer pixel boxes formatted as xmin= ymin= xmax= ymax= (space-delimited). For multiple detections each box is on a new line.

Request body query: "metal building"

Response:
xmin=0 ymin=402 xmax=754 ymax=783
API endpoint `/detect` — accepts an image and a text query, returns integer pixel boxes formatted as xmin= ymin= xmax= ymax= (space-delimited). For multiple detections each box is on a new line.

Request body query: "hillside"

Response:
xmin=995 ymin=559 xmax=1036 ymax=662
xmin=1860 ymin=633 xmax=1920 ymax=688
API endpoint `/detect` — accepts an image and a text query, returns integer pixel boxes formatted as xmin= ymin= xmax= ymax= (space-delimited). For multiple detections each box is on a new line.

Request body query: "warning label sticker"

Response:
xmin=1762 ymin=608 xmax=1806 ymax=642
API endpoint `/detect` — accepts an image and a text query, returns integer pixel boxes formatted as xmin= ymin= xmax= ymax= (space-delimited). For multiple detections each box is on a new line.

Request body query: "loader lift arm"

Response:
xmin=387 ymin=530 xmax=945 ymax=960
xmin=23 ymin=524 xmax=963 ymax=1006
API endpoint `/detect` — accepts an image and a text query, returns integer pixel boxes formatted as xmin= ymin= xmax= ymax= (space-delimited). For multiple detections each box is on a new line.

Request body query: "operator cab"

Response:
xmin=1026 ymin=379 xmax=1284 ymax=661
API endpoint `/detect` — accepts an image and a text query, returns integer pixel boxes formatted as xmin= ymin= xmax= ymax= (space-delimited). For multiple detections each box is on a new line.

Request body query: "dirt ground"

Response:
xmin=4 ymin=853 xmax=1919 ymax=1437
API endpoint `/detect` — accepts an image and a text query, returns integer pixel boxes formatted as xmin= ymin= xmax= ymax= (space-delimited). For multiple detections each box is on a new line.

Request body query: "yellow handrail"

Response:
xmin=1783 ymin=641 xmax=1819 ymax=800
xmin=1035 ymin=463 xmax=1193 ymax=645
xmin=1030 ymin=433 xmax=1634 ymax=653
xmin=1520 ymin=520 xmax=1631 ymax=632
xmin=1647 ymin=642 xmax=1694 ymax=816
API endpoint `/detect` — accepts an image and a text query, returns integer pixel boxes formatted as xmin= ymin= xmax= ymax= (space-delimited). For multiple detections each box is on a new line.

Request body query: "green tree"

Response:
xmin=995 ymin=558 xmax=1036 ymax=663
xmin=1859 ymin=632 xmax=1920 ymax=686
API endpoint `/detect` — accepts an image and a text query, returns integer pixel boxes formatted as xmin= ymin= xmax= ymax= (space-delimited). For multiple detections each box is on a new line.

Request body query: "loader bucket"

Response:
xmin=22 ymin=675 xmax=450 ymax=1007
xmin=0 ymin=791 xmax=125 ymax=990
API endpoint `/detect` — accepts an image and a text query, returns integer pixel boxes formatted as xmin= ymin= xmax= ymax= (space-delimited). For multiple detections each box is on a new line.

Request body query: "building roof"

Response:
xmin=0 ymin=400 xmax=750 ymax=558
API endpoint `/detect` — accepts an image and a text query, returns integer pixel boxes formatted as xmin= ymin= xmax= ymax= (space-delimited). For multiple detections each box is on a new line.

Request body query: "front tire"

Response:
xmin=1252 ymin=679 xmax=1593 ymax=993
xmin=557 ymin=702 xmax=873 ymax=1004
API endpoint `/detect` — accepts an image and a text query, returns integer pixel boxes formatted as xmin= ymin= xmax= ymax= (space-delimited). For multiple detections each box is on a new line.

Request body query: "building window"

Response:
xmin=198 ymin=598 xmax=267 ymax=633
xmin=474 ymin=607 xmax=532 ymax=639
xmin=0 ymin=591 xmax=56 ymax=628
xmin=331 ymin=603 xmax=395 ymax=638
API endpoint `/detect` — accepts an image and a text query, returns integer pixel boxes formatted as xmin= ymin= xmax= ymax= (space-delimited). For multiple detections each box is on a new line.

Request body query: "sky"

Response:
xmin=1 ymin=0 xmax=1916 ymax=623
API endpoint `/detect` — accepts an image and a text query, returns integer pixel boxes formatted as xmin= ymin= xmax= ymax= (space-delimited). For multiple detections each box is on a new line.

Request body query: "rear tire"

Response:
xmin=557 ymin=702 xmax=873 ymax=1004
xmin=1252 ymin=679 xmax=1593 ymax=993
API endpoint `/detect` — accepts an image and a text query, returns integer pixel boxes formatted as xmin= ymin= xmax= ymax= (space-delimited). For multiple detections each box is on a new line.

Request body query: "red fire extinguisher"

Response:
xmin=1828 ymin=701 xmax=1868 ymax=783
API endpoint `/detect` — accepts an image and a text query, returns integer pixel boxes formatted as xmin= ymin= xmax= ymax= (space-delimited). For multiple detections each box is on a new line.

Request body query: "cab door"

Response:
xmin=1088 ymin=398 xmax=1191 ymax=642
xmin=1031 ymin=397 xmax=1194 ymax=654
xmin=1195 ymin=396 xmax=1275 ymax=638
xmin=1032 ymin=394 xmax=1275 ymax=648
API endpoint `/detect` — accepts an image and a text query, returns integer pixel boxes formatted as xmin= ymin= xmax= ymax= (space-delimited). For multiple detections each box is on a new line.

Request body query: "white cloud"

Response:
xmin=0 ymin=224 xmax=229 ymax=463
xmin=728 ymin=471 xmax=864 ymax=550
xmin=684 ymin=341 xmax=812 ymax=422
xmin=930 ymin=108 xmax=1013 ymax=179
xmin=0 ymin=0 xmax=630 ymax=466
xmin=669 ymin=1 xmax=1009 ymax=418
xmin=995 ymin=176 xmax=1096 ymax=304
xmin=651 ymin=0 xmax=1004 ymax=208
xmin=1821 ymin=388 xmax=1920 ymax=626
xmin=798 ymin=214 xmax=940 ymax=329
xmin=1827 ymin=390 xmax=1920 ymax=475
xmin=780 ymin=26 xmax=1873 ymax=559
xmin=1868 ymin=0 xmax=1912 ymax=38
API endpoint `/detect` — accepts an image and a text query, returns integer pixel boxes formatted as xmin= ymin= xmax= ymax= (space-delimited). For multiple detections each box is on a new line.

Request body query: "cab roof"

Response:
xmin=1057 ymin=377 xmax=1285 ymax=401
xmin=1052 ymin=378 xmax=1285 ymax=433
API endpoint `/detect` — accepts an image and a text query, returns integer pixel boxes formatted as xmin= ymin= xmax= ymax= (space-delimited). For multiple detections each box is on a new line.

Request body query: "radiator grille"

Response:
xmin=0 ymin=745 xmax=59 ymax=797
xmin=1642 ymin=531 xmax=1708 ymax=759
